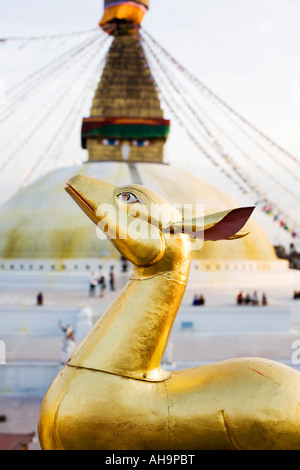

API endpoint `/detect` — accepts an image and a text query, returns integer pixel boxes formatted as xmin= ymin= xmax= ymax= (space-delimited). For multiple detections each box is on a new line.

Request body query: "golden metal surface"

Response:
xmin=39 ymin=175 xmax=300 ymax=450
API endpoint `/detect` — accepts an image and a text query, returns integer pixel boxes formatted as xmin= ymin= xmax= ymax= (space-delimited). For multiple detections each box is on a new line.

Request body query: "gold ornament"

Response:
xmin=39 ymin=175 xmax=300 ymax=450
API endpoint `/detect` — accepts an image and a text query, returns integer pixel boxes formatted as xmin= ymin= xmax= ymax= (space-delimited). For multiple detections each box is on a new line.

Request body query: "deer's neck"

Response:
xmin=68 ymin=235 xmax=191 ymax=381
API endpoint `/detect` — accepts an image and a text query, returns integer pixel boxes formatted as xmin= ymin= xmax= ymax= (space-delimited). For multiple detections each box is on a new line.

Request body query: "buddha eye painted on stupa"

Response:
xmin=100 ymin=137 xmax=151 ymax=148
xmin=81 ymin=115 xmax=170 ymax=163
xmin=132 ymin=139 xmax=150 ymax=147
xmin=101 ymin=138 xmax=120 ymax=147
xmin=94 ymin=135 xmax=153 ymax=161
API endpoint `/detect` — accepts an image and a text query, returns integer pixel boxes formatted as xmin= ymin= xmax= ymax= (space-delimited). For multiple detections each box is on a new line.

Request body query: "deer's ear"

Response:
xmin=168 ymin=207 xmax=255 ymax=241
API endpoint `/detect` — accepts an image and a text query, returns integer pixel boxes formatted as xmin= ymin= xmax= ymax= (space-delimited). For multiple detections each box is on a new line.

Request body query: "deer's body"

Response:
xmin=39 ymin=175 xmax=300 ymax=450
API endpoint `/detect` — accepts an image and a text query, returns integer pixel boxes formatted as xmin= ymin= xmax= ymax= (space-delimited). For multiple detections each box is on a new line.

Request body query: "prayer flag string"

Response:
xmin=141 ymin=30 xmax=300 ymax=239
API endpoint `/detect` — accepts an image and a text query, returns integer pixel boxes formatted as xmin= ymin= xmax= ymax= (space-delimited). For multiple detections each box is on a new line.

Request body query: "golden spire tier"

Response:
xmin=81 ymin=28 xmax=170 ymax=163
xmin=99 ymin=0 xmax=149 ymax=35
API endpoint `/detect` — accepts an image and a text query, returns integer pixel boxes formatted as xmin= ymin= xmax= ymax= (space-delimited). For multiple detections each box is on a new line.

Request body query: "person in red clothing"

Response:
xmin=237 ymin=291 xmax=244 ymax=305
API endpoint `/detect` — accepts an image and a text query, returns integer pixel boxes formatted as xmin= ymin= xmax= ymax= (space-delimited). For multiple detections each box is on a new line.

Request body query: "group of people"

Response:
xmin=192 ymin=294 xmax=205 ymax=306
xmin=236 ymin=291 xmax=267 ymax=306
xmin=89 ymin=266 xmax=115 ymax=297
xmin=293 ymin=291 xmax=300 ymax=299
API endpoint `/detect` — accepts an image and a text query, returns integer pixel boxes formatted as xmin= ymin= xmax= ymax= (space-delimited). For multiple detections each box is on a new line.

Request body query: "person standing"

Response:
xmin=236 ymin=291 xmax=243 ymax=305
xmin=252 ymin=291 xmax=259 ymax=306
xmin=59 ymin=322 xmax=76 ymax=365
xmin=109 ymin=266 xmax=115 ymax=291
xmin=89 ymin=272 xmax=97 ymax=297
xmin=98 ymin=270 xmax=106 ymax=297
xmin=121 ymin=256 xmax=128 ymax=273
xmin=262 ymin=293 xmax=268 ymax=306
xmin=37 ymin=292 xmax=44 ymax=305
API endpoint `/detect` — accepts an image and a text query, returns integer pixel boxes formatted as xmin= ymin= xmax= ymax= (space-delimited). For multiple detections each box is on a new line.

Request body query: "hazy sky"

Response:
xmin=1 ymin=0 xmax=300 ymax=154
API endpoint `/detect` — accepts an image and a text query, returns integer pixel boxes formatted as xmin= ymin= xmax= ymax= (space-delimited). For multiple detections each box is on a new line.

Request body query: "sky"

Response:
xmin=1 ymin=0 xmax=300 ymax=246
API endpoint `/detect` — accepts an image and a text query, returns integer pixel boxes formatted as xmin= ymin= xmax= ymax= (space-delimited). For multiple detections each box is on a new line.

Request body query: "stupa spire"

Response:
xmin=81 ymin=0 xmax=170 ymax=163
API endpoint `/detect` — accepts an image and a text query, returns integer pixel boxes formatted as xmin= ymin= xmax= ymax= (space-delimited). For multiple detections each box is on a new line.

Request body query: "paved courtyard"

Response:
xmin=0 ymin=268 xmax=300 ymax=450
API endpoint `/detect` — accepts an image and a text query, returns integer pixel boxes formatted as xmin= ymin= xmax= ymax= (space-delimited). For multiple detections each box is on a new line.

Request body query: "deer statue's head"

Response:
xmin=65 ymin=174 xmax=254 ymax=268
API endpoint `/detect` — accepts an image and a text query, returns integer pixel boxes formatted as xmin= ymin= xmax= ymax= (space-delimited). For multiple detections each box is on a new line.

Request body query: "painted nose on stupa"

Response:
xmin=121 ymin=142 xmax=131 ymax=160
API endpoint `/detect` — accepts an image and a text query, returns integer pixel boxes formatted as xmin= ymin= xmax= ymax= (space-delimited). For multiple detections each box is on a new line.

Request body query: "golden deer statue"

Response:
xmin=39 ymin=175 xmax=300 ymax=450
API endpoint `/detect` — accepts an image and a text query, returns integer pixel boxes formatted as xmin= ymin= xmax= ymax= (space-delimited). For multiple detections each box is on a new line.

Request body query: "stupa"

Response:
xmin=0 ymin=0 xmax=287 ymax=275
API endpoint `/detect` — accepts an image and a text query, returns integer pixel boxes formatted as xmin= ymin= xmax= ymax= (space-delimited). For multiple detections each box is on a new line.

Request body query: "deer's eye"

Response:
xmin=118 ymin=192 xmax=139 ymax=204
